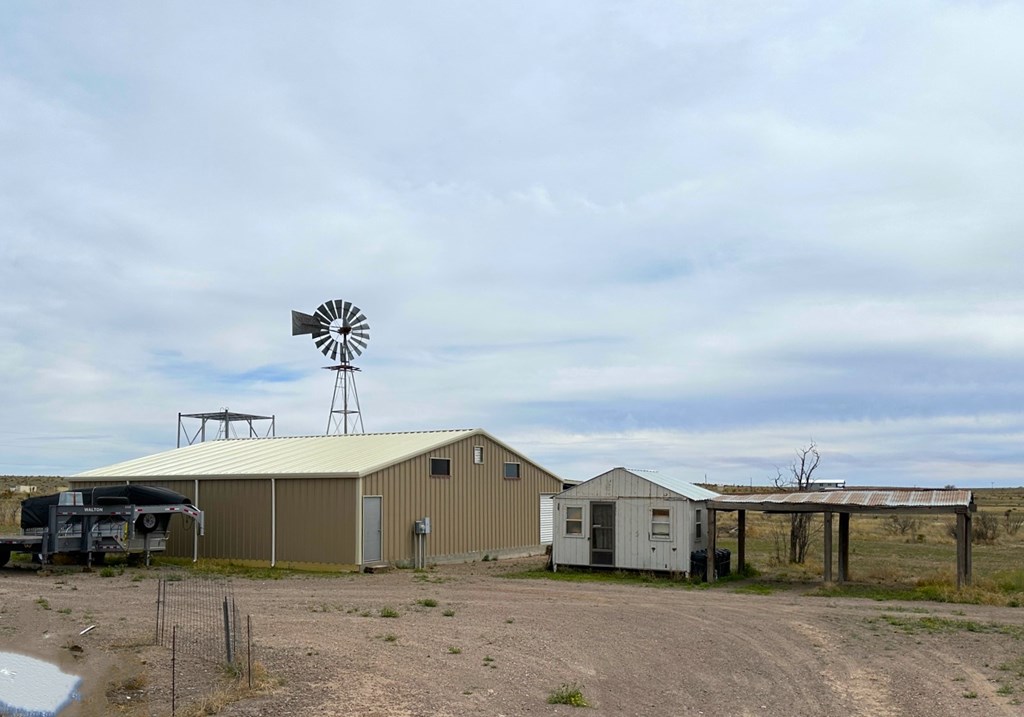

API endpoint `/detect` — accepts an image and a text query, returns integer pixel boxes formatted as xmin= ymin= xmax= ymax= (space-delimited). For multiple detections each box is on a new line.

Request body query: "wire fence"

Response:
xmin=155 ymin=576 xmax=258 ymax=713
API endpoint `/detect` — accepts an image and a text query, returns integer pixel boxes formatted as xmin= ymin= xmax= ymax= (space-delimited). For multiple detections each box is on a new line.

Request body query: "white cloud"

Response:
xmin=1 ymin=2 xmax=1023 ymax=485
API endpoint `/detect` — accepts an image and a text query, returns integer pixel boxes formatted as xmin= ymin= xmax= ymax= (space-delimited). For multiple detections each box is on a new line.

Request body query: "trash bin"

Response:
xmin=689 ymin=548 xmax=731 ymax=580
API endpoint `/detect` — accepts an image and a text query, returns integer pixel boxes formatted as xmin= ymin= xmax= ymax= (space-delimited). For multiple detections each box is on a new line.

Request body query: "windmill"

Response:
xmin=291 ymin=299 xmax=370 ymax=435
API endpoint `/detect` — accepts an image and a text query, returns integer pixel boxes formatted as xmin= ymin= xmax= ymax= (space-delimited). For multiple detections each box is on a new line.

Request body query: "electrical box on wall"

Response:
xmin=414 ymin=517 xmax=432 ymax=535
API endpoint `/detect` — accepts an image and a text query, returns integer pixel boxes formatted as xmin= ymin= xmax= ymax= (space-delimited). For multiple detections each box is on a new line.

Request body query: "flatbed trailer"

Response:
xmin=0 ymin=495 xmax=204 ymax=567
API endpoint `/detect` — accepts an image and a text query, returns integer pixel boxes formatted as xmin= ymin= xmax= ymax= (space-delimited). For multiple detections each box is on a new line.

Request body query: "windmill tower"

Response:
xmin=291 ymin=299 xmax=370 ymax=435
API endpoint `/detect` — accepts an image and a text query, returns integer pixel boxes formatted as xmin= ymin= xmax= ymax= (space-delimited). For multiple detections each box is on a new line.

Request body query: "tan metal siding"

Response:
xmin=275 ymin=478 xmax=359 ymax=565
xmin=362 ymin=434 xmax=564 ymax=564
xmin=194 ymin=479 xmax=271 ymax=561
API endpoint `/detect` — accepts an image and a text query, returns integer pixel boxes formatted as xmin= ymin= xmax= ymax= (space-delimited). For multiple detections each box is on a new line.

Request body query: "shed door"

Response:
xmin=590 ymin=502 xmax=615 ymax=566
xmin=362 ymin=496 xmax=382 ymax=564
xmin=539 ymin=494 xmax=555 ymax=544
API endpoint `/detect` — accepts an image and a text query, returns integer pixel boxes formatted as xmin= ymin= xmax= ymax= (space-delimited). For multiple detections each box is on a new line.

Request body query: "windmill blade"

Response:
xmin=314 ymin=334 xmax=335 ymax=354
xmin=341 ymin=300 xmax=354 ymax=322
xmin=291 ymin=311 xmax=319 ymax=336
xmin=349 ymin=311 xmax=366 ymax=327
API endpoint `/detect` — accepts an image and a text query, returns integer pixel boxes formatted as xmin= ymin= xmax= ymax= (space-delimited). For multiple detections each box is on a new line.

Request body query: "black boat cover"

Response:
xmin=20 ymin=485 xmax=193 ymax=530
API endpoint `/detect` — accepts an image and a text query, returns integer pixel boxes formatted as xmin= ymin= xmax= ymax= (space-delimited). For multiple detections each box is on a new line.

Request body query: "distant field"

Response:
xmin=0 ymin=476 xmax=67 ymax=531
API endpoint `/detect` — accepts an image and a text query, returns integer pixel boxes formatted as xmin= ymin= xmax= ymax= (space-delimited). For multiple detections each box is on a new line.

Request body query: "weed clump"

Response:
xmin=548 ymin=682 xmax=588 ymax=707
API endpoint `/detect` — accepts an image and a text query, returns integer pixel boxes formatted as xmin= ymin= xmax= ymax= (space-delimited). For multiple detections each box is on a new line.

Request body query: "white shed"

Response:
xmin=552 ymin=468 xmax=719 ymax=573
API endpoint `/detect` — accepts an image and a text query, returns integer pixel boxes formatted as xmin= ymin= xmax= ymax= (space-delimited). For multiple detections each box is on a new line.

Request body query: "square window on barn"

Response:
xmin=566 ymin=506 xmax=583 ymax=535
xmin=651 ymin=508 xmax=671 ymax=539
xmin=503 ymin=462 xmax=521 ymax=479
xmin=473 ymin=446 xmax=484 ymax=464
xmin=695 ymin=509 xmax=703 ymax=539
xmin=430 ymin=457 xmax=451 ymax=478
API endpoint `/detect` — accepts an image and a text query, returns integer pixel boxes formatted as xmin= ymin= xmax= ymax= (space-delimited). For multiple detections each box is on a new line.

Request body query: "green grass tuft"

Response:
xmin=547 ymin=682 xmax=588 ymax=707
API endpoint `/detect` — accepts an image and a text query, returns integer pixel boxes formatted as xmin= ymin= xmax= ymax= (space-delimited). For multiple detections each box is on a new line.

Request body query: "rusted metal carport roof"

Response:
xmin=711 ymin=489 xmax=974 ymax=514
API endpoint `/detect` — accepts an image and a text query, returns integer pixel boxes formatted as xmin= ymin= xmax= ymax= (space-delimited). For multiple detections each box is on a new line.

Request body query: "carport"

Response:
xmin=708 ymin=490 xmax=976 ymax=587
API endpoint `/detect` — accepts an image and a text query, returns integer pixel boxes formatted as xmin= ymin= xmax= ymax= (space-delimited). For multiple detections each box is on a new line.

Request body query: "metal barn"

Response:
xmin=552 ymin=468 xmax=718 ymax=573
xmin=70 ymin=429 xmax=565 ymax=570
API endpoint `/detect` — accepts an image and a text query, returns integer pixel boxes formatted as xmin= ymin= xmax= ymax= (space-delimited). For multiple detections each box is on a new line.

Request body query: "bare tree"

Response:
xmin=773 ymin=442 xmax=821 ymax=564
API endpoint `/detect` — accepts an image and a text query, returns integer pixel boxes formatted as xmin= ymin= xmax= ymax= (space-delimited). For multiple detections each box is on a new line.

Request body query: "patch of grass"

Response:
xmin=871 ymin=614 xmax=1024 ymax=638
xmin=57 ymin=608 xmax=72 ymax=615
xmin=547 ymin=682 xmax=588 ymax=707
xmin=383 ymin=633 xmax=398 ymax=643
xmin=175 ymin=661 xmax=279 ymax=717
xmin=379 ymin=607 xmax=400 ymax=618
xmin=482 ymin=655 xmax=494 ymax=665
xmin=36 ymin=597 xmax=50 ymax=610
xmin=99 ymin=566 xmax=117 ymax=578
xmin=442 ymin=609 xmax=456 ymax=617
xmin=505 ymin=618 xmax=515 ymax=623
xmin=504 ymin=566 xmax=706 ymax=589
xmin=416 ymin=598 xmax=438 ymax=608
xmin=963 ymin=690 xmax=978 ymax=699
xmin=447 ymin=646 xmax=462 ymax=654
xmin=997 ymin=684 xmax=1014 ymax=695
xmin=733 ymin=583 xmax=774 ymax=595
xmin=998 ymin=656 xmax=1024 ymax=678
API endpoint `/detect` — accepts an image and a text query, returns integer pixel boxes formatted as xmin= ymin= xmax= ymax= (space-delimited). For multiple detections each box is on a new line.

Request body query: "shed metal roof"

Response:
xmin=623 ymin=469 xmax=720 ymax=501
xmin=711 ymin=489 xmax=974 ymax=513
xmin=557 ymin=467 xmax=720 ymax=501
xmin=73 ymin=429 xmax=502 ymax=479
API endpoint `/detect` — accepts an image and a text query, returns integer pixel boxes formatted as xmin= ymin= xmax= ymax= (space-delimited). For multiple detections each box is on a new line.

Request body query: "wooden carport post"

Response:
xmin=823 ymin=511 xmax=833 ymax=582
xmin=837 ymin=512 xmax=850 ymax=583
xmin=707 ymin=508 xmax=717 ymax=582
xmin=737 ymin=510 xmax=746 ymax=575
xmin=956 ymin=511 xmax=973 ymax=588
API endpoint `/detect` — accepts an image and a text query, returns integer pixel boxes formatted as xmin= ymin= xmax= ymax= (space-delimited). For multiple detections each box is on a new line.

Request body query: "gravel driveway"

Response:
xmin=2 ymin=558 xmax=1022 ymax=716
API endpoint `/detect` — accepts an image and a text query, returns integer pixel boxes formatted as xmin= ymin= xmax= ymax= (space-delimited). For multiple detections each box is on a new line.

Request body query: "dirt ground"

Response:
xmin=2 ymin=557 xmax=1024 ymax=717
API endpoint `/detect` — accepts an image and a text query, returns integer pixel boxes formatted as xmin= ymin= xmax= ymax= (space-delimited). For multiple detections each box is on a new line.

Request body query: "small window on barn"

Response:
xmin=430 ymin=457 xmax=451 ymax=478
xmin=695 ymin=509 xmax=703 ymax=539
xmin=473 ymin=446 xmax=484 ymax=464
xmin=651 ymin=508 xmax=671 ymax=539
xmin=504 ymin=462 xmax=521 ymax=480
xmin=566 ymin=506 xmax=583 ymax=535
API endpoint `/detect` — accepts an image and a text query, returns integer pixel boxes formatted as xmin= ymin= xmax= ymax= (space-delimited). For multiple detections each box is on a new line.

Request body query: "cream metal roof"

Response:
xmin=711 ymin=489 xmax=974 ymax=513
xmin=623 ymin=469 xmax=720 ymax=501
xmin=73 ymin=429 xmax=484 ymax=479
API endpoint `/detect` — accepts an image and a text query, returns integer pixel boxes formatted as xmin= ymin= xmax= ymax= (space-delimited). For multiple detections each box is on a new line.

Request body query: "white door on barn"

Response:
xmin=539 ymin=494 xmax=555 ymax=544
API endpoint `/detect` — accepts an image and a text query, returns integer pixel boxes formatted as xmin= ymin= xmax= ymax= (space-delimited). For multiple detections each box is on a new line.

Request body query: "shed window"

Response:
xmin=566 ymin=506 xmax=583 ymax=535
xmin=651 ymin=508 xmax=671 ymax=538
xmin=695 ymin=509 xmax=702 ymax=539
xmin=473 ymin=446 xmax=484 ymax=464
xmin=504 ymin=462 xmax=521 ymax=480
xmin=430 ymin=458 xmax=451 ymax=478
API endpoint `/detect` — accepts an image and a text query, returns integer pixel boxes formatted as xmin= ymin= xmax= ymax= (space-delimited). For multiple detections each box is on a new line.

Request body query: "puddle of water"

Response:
xmin=0 ymin=651 xmax=80 ymax=716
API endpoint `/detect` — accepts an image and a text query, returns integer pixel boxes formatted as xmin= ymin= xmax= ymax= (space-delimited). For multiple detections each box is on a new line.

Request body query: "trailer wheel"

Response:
xmin=0 ymin=548 xmax=10 ymax=567
xmin=136 ymin=513 xmax=159 ymax=534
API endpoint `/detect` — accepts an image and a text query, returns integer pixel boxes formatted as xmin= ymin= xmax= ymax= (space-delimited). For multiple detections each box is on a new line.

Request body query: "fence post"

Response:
xmin=247 ymin=614 xmax=252 ymax=689
xmin=172 ymin=625 xmax=177 ymax=717
xmin=223 ymin=597 xmax=233 ymax=664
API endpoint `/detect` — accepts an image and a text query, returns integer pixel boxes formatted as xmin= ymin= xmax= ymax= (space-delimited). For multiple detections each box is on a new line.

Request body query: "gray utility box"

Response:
xmin=413 ymin=517 xmax=432 ymax=535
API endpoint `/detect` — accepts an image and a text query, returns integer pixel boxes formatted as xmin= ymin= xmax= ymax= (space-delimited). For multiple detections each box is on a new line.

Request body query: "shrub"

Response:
xmin=379 ymin=607 xmax=399 ymax=618
xmin=416 ymin=598 xmax=438 ymax=608
xmin=547 ymin=682 xmax=588 ymax=707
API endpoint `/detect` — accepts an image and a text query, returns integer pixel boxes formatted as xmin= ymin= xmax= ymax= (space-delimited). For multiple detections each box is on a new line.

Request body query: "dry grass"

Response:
xmin=173 ymin=661 xmax=278 ymax=717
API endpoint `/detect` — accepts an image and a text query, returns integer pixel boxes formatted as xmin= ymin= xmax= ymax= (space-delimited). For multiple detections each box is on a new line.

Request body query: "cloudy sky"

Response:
xmin=2 ymin=2 xmax=1023 ymax=487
